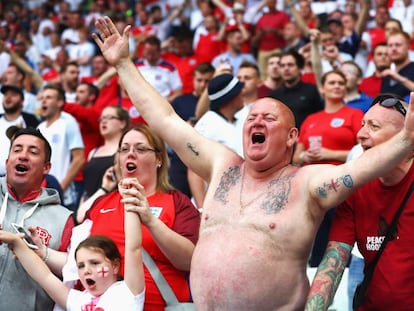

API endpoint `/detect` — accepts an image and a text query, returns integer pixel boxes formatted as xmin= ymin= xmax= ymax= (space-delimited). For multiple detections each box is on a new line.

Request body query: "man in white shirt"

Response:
xmin=37 ymin=84 xmax=84 ymax=211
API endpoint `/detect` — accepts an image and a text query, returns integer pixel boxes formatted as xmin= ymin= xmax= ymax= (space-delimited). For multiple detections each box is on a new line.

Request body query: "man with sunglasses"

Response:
xmin=306 ymin=94 xmax=414 ymax=311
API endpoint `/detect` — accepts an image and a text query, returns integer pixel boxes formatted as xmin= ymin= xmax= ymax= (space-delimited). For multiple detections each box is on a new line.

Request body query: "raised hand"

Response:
xmin=118 ymin=178 xmax=154 ymax=225
xmin=92 ymin=16 xmax=131 ymax=67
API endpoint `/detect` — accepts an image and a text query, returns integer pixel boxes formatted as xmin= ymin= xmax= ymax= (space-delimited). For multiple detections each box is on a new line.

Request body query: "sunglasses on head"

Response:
xmin=370 ymin=97 xmax=406 ymax=117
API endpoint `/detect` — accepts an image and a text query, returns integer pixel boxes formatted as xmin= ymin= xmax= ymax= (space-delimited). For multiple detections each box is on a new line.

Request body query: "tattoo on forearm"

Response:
xmin=186 ymin=143 xmax=199 ymax=156
xmin=306 ymin=242 xmax=351 ymax=310
xmin=315 ymin=174 xmax=354 ymax=198
xmin=213 ymin=166 xmax=241 ymax=204
xmin=305 ymin=294 xmax=325 ymax=311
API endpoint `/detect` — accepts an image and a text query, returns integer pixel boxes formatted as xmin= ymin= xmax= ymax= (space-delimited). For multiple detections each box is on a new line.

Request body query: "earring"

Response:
xmin=157 ymin=163 xmax=161 ymax=168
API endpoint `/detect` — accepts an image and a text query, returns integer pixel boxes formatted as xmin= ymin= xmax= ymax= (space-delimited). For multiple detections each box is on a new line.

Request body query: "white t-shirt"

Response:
xmin=66 ymin=282 xmax=144 ymax=311
xmin=38 ymin=112 xmax=84 ymax=183
xmin=136 ymin=59 xmax=182 ymax=99
xmin=195 ymin=110 xmax=242 ymax=157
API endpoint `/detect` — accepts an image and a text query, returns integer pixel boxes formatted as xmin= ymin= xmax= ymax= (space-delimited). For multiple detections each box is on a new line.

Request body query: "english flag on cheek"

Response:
xmin=96 ymin=265 xmax=109 ymax=278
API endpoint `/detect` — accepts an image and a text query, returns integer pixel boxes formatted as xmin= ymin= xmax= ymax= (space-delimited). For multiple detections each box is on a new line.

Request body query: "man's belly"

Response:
xmin=190 ymin=228 xmax=309 ymax=311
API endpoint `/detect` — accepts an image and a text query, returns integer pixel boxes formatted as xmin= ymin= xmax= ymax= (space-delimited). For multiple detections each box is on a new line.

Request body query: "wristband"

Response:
xmin=100 ymin=186 xmax=110 ymax=194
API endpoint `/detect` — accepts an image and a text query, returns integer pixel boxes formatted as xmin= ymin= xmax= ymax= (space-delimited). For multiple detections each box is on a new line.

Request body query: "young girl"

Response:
xmin=0 ymin=178 xmax=145 ymax=311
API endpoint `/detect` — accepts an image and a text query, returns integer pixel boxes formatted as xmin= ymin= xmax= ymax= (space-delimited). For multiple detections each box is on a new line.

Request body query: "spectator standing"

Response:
xmin=269 ymin=49 xmax=323 ymax=128
xmin=381 ymin=30 xmax=414 ymax=98
xmin=359 ymin=43 xmax=390 ymax=98
xmin=193 ymin=14 xmax=224 ymax=63
xmin=135 ymin=36 xmax=182 ymax=102
xmin=257 ymin=52 xmax=282 ymax=98
xmin=68 ymin=26 xmax=96 ymax=80
xmin=293 ymin=70 xmax=363 ymax=268
xmin=0 ymin=85 xmax=39 ymax=176
xmin=0 ymin=178 xmax=145 ymax=311
xmin=78 ymin=124 xmax=200 ymax=310
xmin=162 ymin=30 xmax=201 ymax=95
xmin=0 ymin=62 xmax=39 ymax=115
xmin=212 ymin=28 xmax=257 ymax=75
xmin=306 ymin=94 xmax=414 ymax=311
xmin=252 ymin=0 xmax=290 ymax=78
xmin=0 ymin=127 xmax=74 ymax=311
xmin=190 ymin=73 xmax=244 ymax=209
xmin=63 ymin=82 xmax=103 ymax=206
xmin=61 ymin=10 xmax=83 ymax=58
xmin=59 ymin=61 xmax=80 ymax=104
xmin=341 ymin=61 xmax=373 ymax=113
xmin=37 ymin=84 xmax=84 ymax=212
xmin=83 ymin=106 xmax=130 ymax=199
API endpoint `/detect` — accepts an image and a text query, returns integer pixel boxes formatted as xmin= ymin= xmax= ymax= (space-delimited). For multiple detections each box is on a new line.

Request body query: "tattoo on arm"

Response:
xmin=305 ymin=242 xmax=352 ymax=311
xmin=186 ymin=143 xmax=199 ymax=156
xmin=213 ymin=166 xmax=241 ymax=204
xmin=315 ymin=174 xmax=354 ymax=198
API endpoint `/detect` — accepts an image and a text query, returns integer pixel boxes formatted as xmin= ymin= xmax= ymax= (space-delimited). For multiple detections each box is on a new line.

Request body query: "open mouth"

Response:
xmin=86 ymin=278 xmax=95 ymax=286
xmin=252 ymin=133 xmax=265 ymax=144
xmin=16 ymin=164 xmax=28 ymax=172
xmin=126 ymin=163 xmax=137 ymax=172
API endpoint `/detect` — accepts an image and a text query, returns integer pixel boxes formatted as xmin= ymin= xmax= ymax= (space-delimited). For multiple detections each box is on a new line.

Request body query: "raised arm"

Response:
xmin=0 ymin=40 xmax=44 ymax=91
xmin=305 ymin=241 xmax=352 ymax=311
xmin=309 ymin=29 xmax=323 ymax=90
xmin=0 ymin=230 xmax=69 ymax=308
xmin=355 ymin=0 xmax=371 ymax=37
xmin=119 ymin=178 xmax=145 ymax=296
xmin=307 ymin=93 xmax=414 ymax=211
xmin=92 ymin=16 xmax=227 ymax=181
xmin=285 ymin=0 xmax=309 ymax=37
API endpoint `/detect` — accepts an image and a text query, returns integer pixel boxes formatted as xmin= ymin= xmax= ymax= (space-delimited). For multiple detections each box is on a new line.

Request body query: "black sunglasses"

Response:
xmin=371 ymin=97 xmax=406 ymax=117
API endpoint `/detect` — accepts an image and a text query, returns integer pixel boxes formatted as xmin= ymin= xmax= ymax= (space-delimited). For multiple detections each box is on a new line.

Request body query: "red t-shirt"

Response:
xmin=87 ymin=190 xmax=200 ymax=310
xmin=255 ymin=11 xmax=290 ymax=51
xmin=359 ymin=74 xmax=382 ymax=98
xmin=194 ymin=32 xmax=225 ymax=63
xmin=298 ymin=106 xmax=363 ymax=165
xmin=330 ymin=163 xmax=414 ymax=310
xmin=162 ymin=52 xmax=201 ymax=94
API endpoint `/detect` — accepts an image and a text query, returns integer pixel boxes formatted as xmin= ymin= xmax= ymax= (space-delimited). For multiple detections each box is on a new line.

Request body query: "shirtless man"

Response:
xmin=92 ymin=17 xmax=414 ymax=310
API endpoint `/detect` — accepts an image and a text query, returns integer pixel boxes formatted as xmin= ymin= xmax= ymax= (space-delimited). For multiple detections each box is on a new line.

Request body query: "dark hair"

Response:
xmin=239 ymin=61 xmax=261 ymax=77
xmin=281 ymin=49 xmax=305 ymax=69
xmin=8 ymin=63 xmax=26 ymax=80
xmin=144 ymin=35 xmax=161 ymax=49
xmin=9 ymin=127 xmax=52 ymax=162
xmin=373 ymin=42 xmax=387 ymax=53
xmin=386 ymin=18 xmax=403 ymax=32
xmin=195 ymin=62 xmax=215 ymax=75
xmin=75 ymin=235 xmax=121 ymax=264
xmin=60 ymin=61 xmax=79 ymax=74
xmin=79 ymin=82 xmax=100 ymax=99
xmin=105 ymin=106 xmax=130 ymax=132
xmin=43 ymin=83 xmax=66 ymax=101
